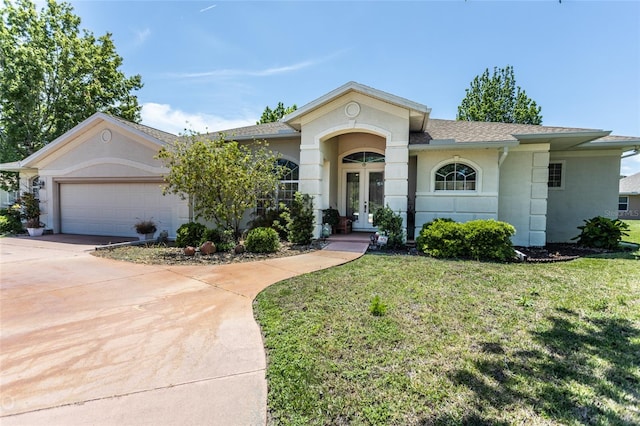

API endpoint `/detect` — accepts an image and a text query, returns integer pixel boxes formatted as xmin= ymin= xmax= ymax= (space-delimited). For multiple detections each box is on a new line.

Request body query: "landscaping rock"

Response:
xmin=234 ymin=244 xmax=246 ymax=254
xmin=184 ymin=246 xmax=196 ymax=256
xmin=200 ymin=241 xmax=216 ymax=255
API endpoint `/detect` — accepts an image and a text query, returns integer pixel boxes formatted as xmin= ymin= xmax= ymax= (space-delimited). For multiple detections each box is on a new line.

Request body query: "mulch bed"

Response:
xmin=367 ymin=243 xmax=615 ymax=263
xmin=514 ymin=243 xmax=611 ymax=263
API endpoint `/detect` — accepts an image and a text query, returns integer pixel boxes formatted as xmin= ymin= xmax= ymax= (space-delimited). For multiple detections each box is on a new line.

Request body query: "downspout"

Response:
xmin=498 ymin=146 xmax=509 ymax=167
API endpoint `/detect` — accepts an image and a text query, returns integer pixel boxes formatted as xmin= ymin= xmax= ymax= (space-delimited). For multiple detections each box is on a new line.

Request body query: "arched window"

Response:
xmin=342 ymin=151 xmax=385 ymax=164
xmin=435 ymin=163 xmax=476 ymax=191
xmin=30 ymin=175 xmax=41 ymax=199
xmin=257 ymin=159 xmax=299 ymax=216
xmin=276 ymin=159 xmax=299 ymax=207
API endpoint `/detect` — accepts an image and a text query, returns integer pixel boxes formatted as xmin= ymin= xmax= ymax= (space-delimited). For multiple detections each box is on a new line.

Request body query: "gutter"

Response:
xmin=409 ymin=140 xmax=519 ymax=152
xmin=621 ymin=147 xmax=640 ymax=159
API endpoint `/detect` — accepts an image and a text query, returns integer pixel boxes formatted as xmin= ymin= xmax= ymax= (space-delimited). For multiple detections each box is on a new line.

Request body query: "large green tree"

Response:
xmin=158 ymin=132 xmax=284 ymax=239
xmin=457 ymin=65 xmax=542 ymax=125
xmin=257 ymin=102 xmax=297 ymax=124
xmin=0 ymin=0 xmax=143 ymax=165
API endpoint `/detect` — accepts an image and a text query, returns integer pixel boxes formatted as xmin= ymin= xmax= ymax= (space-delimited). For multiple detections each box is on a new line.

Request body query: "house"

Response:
xmin=2 ymin=81 xmax=639 ymax=245
xmin=619 ymin=172 xmax=640 ymax=220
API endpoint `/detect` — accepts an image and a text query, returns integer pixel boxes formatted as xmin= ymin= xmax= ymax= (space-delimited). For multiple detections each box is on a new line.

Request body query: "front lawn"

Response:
xmin=254 ymin=254 xmax=640 ymax=425
xmin=622 ymin=219 xmax=640 ymax=244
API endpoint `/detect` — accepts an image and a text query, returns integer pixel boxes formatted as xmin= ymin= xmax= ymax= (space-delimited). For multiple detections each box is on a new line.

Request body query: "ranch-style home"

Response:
xmin=619 ymin=171 xmax=640 ymax=220
xmin=2 ymin=81 xmax=639 ymax=246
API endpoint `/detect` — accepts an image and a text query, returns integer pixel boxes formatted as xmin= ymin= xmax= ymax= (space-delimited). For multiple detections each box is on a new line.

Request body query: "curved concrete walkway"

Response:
xmin=0 ymin=235 xmax=368 ymax=425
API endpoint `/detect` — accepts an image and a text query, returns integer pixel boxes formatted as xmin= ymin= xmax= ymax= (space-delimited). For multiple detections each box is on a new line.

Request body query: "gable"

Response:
xmin=21 ymin=113 xmax=169 ymax=178
xmin=284 ymin=81 xmax=430 ymax=132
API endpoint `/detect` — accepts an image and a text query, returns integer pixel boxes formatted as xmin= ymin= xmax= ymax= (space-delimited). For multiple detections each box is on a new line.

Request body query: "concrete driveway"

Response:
xmin=0 ymin=235 xmax=365 ymax=425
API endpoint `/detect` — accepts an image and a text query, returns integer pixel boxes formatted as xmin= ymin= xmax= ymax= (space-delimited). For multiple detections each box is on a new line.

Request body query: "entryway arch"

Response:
xmin=339 ymin=149 xmax=386 ymax=231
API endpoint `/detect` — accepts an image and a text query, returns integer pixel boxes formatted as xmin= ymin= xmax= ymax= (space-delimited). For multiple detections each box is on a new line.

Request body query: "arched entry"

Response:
xmin=340 ymin=151 xmax=385 ymax=231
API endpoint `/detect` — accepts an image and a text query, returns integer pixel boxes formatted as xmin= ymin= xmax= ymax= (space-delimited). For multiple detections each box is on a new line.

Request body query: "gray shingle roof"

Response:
xmin=109 ymin=115 xmax=178 ymax=145
xmin=620 ymin=172 xmax=640 ymax=193
xmin=203 ymin=121 xmax=299 ymax=140
xmin=411 ymin=119 xmax=607 ymax=144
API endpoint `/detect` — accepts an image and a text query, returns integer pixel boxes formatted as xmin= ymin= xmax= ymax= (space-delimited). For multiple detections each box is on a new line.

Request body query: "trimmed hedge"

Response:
xmin=416 ymin=218 xmax=515 ymax=261
xmin=245 ymin=227 xmax=280 ymax=253
xmin=175 ymin=222 xmax=206 ymax=247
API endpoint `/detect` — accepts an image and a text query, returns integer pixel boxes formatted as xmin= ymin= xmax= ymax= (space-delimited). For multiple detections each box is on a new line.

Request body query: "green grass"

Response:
xmin=622 ymin=220 xmax=640 ymax=245
xmin=254 ymin=254 xmax=640 ymax=425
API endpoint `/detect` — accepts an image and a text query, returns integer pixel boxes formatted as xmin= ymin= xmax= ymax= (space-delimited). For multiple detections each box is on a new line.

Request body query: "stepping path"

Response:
xmin=0 ymin=237 xmax=368 ymax=425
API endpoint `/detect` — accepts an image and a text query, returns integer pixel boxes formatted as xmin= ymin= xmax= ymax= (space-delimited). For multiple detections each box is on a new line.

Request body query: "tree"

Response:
xmin=0 ymin=0 xmax=143 ymax=167
xmin=456 ymin=65 xmax=542 ymax=125
xmin=157 ymin=132 xmax=284 ymax=239
xmin=257 ymin=102 xmax=297 ymax=124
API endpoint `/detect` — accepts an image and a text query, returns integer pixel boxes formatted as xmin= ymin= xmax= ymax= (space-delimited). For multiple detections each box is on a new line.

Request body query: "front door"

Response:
xmin=344 ymin=166 xmax=384 ymax=231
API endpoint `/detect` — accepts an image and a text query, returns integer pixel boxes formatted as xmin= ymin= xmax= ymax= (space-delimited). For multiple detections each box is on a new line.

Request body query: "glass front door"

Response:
xmin=345 ymin=167 xmax=384 ymax=230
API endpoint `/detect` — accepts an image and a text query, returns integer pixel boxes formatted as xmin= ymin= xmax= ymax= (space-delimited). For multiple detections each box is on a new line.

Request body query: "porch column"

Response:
xmin=384 ymin=142 xmax=409 ymax=233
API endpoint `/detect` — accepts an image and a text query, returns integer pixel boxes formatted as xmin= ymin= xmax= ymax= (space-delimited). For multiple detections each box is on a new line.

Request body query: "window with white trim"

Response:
xmin=256 ymin=159 xmax=299 ymax=216
xmin=30 ymin=175 xmax=40 ymax=199
xmin=548 ymin=163 xmax=563 ymax=188
xmin=434 ymin=163 xmax=477 ymax=191
xmin=619 ymin=196 xmax=629 ymax=211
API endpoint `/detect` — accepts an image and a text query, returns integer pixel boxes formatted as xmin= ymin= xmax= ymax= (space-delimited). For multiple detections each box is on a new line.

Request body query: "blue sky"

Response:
xmin=64 ymin=0 xmax=639 ymax=174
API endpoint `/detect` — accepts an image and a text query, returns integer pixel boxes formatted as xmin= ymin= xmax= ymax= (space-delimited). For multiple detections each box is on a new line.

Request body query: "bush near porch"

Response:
xmin=416 ymin=218 xmax=515 ymax=261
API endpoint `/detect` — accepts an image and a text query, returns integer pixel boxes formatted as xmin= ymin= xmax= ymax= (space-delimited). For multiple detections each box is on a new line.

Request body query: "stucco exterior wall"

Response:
xmin=297 ymin=92 xmax=410 ymax=237
xmin=40 ymin=125 xmax=165 ymax=174
xmin=414 ymin=149 xmax=500 ymax=235
xmin=547 ymin=151 xmax=621 ymax=242
xmin=498 ymin=145 xmax=550 ymax=247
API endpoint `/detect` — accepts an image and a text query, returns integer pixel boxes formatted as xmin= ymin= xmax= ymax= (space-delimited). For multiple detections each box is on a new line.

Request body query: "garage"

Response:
xmin=60 ymin=182 xmax=183 ymax=237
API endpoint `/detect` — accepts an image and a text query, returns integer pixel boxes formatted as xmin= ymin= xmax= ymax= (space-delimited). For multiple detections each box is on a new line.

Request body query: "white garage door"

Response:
xmin=60 ymin=183 xmax=182 ymax=237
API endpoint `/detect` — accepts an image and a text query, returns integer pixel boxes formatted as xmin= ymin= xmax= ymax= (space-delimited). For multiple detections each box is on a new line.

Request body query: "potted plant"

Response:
xmin=21 ymin=192 xmax=44 ymax=237
xmin=134 ymin=218 xmax=157 ymax=240
xmin=322 ymin=207 xmax=340 ymax=234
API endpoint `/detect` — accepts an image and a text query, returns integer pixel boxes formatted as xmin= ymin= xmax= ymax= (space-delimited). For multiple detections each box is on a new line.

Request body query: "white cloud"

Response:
xmin=134 ymin=28 xmax=151 ymax=46
xmin=169 ymin=50 xmax=350 ymax=80
xmin=141 ymin=103 xmax=256 ymax=135
xmin=174 ymin=59 xmax=316 ymax=79
xmin=199 ymin=4 xmax=217 ymax=12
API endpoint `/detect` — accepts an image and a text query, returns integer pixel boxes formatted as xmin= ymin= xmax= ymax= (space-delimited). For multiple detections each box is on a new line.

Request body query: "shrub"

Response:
xmin=175 ymin=222 xmax=206 ymax=247
xmin=201 ymin=227 xmax=235 ymax=252
xmin=281 ymin=192 xmax=315 ymax=245
xmin=415 ymin=218 xmax=454 ymax=251
xmin=418 ymin=219 xmax=467 ymax=258
xmin=249 ymin=208 xmax=287 ymax=239
xmin=0 ymin=207 xmax=23 ymax=234
xmin=572 ymin=216 xmax=629 ymax=250
xmin=416 ymin=218 xmax=515 ymax=261
xmin=464 ymin=219 xmax=516 ymax=261
xmin=372 ymin=205 xmax=404 ymax=249
xmin=245 ymin=227 xmax=280 ymax=253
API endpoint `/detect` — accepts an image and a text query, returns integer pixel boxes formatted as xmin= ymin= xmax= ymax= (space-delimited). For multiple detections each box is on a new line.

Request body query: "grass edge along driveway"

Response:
xmin=254 ymin=246 xmax=639 ymax=425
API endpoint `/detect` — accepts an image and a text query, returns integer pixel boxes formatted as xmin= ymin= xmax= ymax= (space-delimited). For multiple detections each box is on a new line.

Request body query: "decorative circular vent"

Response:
xmin=344 ymin=102 xmax=361 ymax=118
xmin=101 ymin=129 xmax=112 ymax=143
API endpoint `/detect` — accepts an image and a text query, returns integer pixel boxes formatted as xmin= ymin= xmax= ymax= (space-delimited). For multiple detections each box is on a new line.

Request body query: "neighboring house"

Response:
xmin=619 ymin=172 xmax=640 ymax=220
xmin=1 ymin=81 xmax=639 ymax=244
